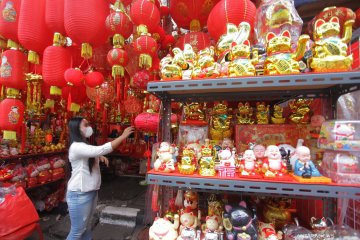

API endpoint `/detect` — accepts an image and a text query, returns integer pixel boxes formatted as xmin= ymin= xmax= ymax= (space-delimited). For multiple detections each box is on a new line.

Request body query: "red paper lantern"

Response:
xmin=161 ymin=35 xmax=176 ymax=50
xmin=135 ymin=112 xmax=178 ymax=133
xmin=85 ymin=81 xmax=115 ymax=105
xmin=85 ymin=71 xmax=105 ymax=88
xmin=64 ymin=68 xmax=84 ymax=87
xmin=123 ymin=95 xmax=143 ymax=114
xmin=64 ymin=0 xmax=109 ymax=59
xmin=133 ymin=35 xmax=157 ymax=69
xmin=18 ymin=0 xmax=53 ymax=63
xmin=177 ymin=31 xmax=211 ymax=53
xmin=42 ymin=46 xmax=72 ymax=95
xmin=0 ymin=0 xmax=21 ymax=44
xmin=131 ymin=69 xmax=151 ymax=90
xmin=0 ymin=49 xmax=27 ymax=90
xmin=106 ymin=10 xmax=133 ymax=42
xmin=0 ymin=98 xmax=25 ymax=140
xmin=152 ymin=26 xmax=166 ymax=43
xmin=207 ymin=0 xmax=256 ymax=41
xmin=107 ymin=48 xmax=129 ymax=78
xmin=45 ymin=0 xmax=66 ymax=35
xmin=130 ymin=0 xmax=160 ymax=33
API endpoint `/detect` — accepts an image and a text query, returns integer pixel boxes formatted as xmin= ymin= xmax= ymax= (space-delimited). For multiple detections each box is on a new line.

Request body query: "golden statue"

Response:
xmin=288 ymin=99 xmax=313 ymax=124
xmin=183 ymin=102 xmax=206 ymax=123
xmin=199 ymin=139 xmax=216 ymax=176
xmin=256 ymin=102 xmax=270 ymax=124
xmin=228 ymin=40 xmax=259 ymax=77
xmin=271 ymin=105 xmax=286 ymax=124
xmin=192 ymin=47 xmax=221 ymax=79
xmin=264 ymin=30 xmax=309 ymax=75
xmin=172 ymin=47 xmax=188 ymax=70
xmin=160 ymin=54 xmax=182 ymax=80
xmin=263 ymin=198 xmax=295 ymax=230
xmin=309 ymin=16 xmax=354 ymax=72
xmin=210 ymin=102 xmax=232 ymax=140
xmin=178 ymin=147 xmax=196 ymax=175
xmin=236 ymin=102 xmax=254 ymax=124
xmin=183 ymin=44 xmax=197 ymax=70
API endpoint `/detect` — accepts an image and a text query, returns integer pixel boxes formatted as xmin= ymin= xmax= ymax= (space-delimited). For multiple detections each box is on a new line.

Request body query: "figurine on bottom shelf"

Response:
xmin=253 ymin=144 xmax=266 ymax=164
xmin=310 ymin=217 xmax=330 ymax=233
xmin=199 ymin=139 xmax=216 ymax=176
xmin=262 ymin=145 xmax=288 ymax=177
xmin=177 ymin=208 xmax=199 ymax=240
xmin=258 ymin=222 xmax=283 ymax=240
xmin=236 ymin=102 xmax=254 ymax=125
xmin=149 ymin=216 xmax=180 ymax=240
xmin=218 ymin=148 xmax=236 ymax=178
xmin=293 ymin=146 xmax=322 ymax=178
xmin=263 ymin=198 xmax=295 ymax=230
xmin=239 ymin=150 xmax=260 ymax=177
xmin=184 ymin=191 xmax=200 ymax=217
xmin=223 ymin=201 xmax=258 ymax=240
xmin=201 ymin=216 xmax=223 ymax=240
xmin=154 ymin=142 xmax=176 ymax=173
xmin=178 ymin=147 xmax=196 ymax=175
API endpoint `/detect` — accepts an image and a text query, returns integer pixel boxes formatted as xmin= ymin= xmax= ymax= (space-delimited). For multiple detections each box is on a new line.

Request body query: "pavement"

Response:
xmin=26 ymin=176 xmax=150 ymax=240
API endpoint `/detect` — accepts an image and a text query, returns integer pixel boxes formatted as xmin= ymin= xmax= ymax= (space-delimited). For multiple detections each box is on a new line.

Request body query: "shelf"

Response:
xmin=147 ymin=171 xmax=360 ymax=200
xmin=25 ymin=178 xmax=64 ymax=192
xmin=0 ymin=151 xmax=67 ymax=161
xmin=147 ymin=71 xmax=360 ymax=102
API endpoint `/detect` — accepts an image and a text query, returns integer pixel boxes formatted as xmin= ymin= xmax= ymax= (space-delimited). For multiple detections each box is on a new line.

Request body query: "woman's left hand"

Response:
xmin=99 ymin=156 xmax=109 ymax=167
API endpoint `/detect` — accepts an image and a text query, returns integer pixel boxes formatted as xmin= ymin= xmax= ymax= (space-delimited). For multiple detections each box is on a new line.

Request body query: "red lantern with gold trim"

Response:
xmin=64 ymin=68 xmax=84 ymax=87
xmin=0 ymin=97 xmax=25 ymax=140
xmin=0 ymin=0 xmax=21 ymax=45
xmin=0 ymin=49 xmax=27 ymax=90
xmin=106 ymin=10 xmax=133 ymax=47
xmin=107 ymin=48 xmax=129 ymax=78
xmin=133 ymin=34 xmax=157 ymax=69
xmin=85 ymin=71 xmax=105 ymax=88
xmin=135 ymin=112 xmax=178 ymax=133
xmin=176 ymin=31 xmax=211 ymax=53
xmin=130 ymin=0 xmax=160 ymax=33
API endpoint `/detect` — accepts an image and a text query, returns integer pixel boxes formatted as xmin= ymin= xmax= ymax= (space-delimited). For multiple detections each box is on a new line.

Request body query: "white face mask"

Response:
xmin=83 ymin=126 xmax=93 ymax=138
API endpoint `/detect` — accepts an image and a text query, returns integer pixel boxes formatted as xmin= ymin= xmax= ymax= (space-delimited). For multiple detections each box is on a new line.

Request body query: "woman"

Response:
xmin=66 ymin=117 xmax=134 ymax=240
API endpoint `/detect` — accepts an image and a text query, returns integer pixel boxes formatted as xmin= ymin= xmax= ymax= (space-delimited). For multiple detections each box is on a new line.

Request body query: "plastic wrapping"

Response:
xmin=254 ymin=0 xmax=303 ymax=49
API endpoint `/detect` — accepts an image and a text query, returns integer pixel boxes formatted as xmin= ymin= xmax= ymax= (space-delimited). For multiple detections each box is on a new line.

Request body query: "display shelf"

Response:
xmin=147 ymin=71 xmax=360 ymax=102
xmin=0 ymin=151 xmax=67 ymax=161
xmin=25 ymin=178 xmax=64 ymax=192
xmin=147 ymin=171 xmax=360 ymax=200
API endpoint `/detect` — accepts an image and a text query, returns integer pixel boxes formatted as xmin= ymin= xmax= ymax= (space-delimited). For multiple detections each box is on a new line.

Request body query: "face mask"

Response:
xmin=83 ymin=126 xmax=93 ymax=138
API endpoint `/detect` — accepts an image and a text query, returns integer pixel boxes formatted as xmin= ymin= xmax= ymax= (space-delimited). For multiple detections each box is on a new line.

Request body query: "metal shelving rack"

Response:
xmin=146 ymin=71 xmax=360 ymax=220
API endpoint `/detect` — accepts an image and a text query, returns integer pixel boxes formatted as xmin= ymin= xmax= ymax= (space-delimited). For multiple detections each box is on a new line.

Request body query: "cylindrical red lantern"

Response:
xmin=133 ymin=35 xmax=157 ymax=69
xmin=0 ymin=98 xmax=25 ymax=140
xmin=64 ymin=68 xmax=84 ymax=87
xmin=64 ymin=0 xmax=109 ymax=59
xmin=45 ymin=0 xmax=66 ymax=35
xmin=42 ymin=46 xmax=72 ymax=95
xmin=0 ymin=49 xmax=27 ymax=90
xmin=130 ymin=0 xmax=160 ymax=33
xmin=135 ymin=112 xmax=177 ymax=133
xmin=0 ymin=0 xmax=21 ymax=45
xmin=207 ymin=0 xmax=256 ymax=41
xmin=176 ymin=31 xmax=211 ymax=53
xmin=131 ymin=69 xmax=151 ymax=90
xmin=107 ymin=48 xmax=129 ymax=78
xmin=18 ymin=0 xmax=53 ymax=63
xmin=85 ymin=71 xmax=105 ymax=88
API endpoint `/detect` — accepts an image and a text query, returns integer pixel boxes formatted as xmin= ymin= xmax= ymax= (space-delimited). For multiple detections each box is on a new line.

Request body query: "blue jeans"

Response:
xmin=66 ymin=190 xmax=98 ymax=240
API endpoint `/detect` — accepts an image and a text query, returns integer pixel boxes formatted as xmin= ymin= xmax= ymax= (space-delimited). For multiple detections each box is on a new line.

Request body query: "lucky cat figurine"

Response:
xmin=199 ymin=139 xmax=216 ymax=176
xmin=192 ymin=47 xmax=221 ymax=79
xmin=177 ymin=208 xmax=199 ymax=240
xmin=202 ymin=215 xmax=223 ymax=240
xmin=310 ymin=16 xmax=354 ymax=72
xmin=149 ymin=216 xmax=180 ymax=240
xmin=228 ymin=40 xmax=259 ymax=77
xmin=178 ymin=147 xmax=197 ymax=175
xmin=264 ymin=30 xmax=309 ymax=75
xmin=160 ymin=54 xmax=183 ymax=81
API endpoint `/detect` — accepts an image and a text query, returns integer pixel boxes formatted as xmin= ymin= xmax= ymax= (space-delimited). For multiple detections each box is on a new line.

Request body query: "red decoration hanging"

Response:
xmin=176 ymin=31 xmax=211 ymax=53
xmin=161 ymin=35 xmax=176 ymax=50
xmin=134 ymin=112 xmax=178 ymax=133
xmin=85 ymin=71 xmax=105 ymax=88
xmin=207 ymin=0 xmax=256 ymax=41
xmin=0 ymin=49 xmax=27 ymax=91
xmin=123 ymin=95 xmax=143 ymax=115
xmin=0 ymin=98 xmax=25 ymax=140
xmin=45 ymin=0 xmax=66 ymax=35
xmin=85 ymin=80 xmax=115 ymax=105
xmin=0 ymin=0 xmax=21 ymax=44
xmin=62 ymin=85 xmax=87 ymax=112
xmin=130 ymin=0 xmax=160 ymax=33
xmin=107 ymin=48 xmax=129 ymax=78
xmin=18 ymin=0 xmax=53 ymax=63
xmin=64 ymin=68 xmax=84 ymax=87
xmin=133 ymin=34 xmax=157 ymax=69
xmin=106 ymin=10 xmax=133 ymax=43
xmin=131 ymin=69 xmax=151 ymax=90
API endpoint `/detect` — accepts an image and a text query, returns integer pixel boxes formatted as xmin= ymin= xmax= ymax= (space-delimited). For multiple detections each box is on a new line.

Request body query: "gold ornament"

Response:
xmin=228 ymin=40 xmax=258 ymax=77
xmin=210 ymin=102 xmax=232 ymax=140
xmin=236 ymin=102 xmax=254 ymax=124
xmin=310 ymin=16 xmax=354 ymax=72
xmin=192 ymin=47 xmax=220 ymax=79
xmin=288 ymin=99 xmax=313 ymax=124
xmin=271 ymin=105 xmax=286 ymax=124
xmin=199 ymin=139 xmax=216 ymax=176
xmin=160 ymin=54 xmax=183 ymax=80
xmin=256 ymin=102 xmax=270 ymax=124
xmin=183 ymin=102 xmax=206 ymax=123
xmin=172 ymin=47 xmax=188 ymax=70
xmin=183 ymin=44 xmax=197 ymax=70
xmin=263 ymin=198 xmax=295 ymax=230
xmin=178 ymin=147 xmax=196 ymax=175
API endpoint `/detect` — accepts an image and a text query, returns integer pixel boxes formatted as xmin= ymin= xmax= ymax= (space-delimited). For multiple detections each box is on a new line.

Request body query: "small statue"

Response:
xmin=177 ymin=208 xmax=199 ymax=240
xmin=310 ymin=217 xmax=330 ymax=233
xmin=271 ymin=105 xmax=286 ymax=124
xmin=183 ymin=102 xmax=206 ymax=123
xmin=288 ymin=99 xmax=313 ymax=124
xmin=210 ymin=102 xmax=233 ymax=140
xmin=263 ymin=198 xmax=295 ymax=230
xmin=258 ymin=222 xmax=283 ymax=240
xmin=253 ymin=144 xmax=266 ymax=164
xmin=160 ymin=54 xmax=183 ymax=80
xmin=228 ymin=40 xmax=259 ymax=77
xmin=183 ymin=191 xmax=201 ymax=222
xmin=333 ymin=123 xmax=355 ymax=140
xmin=202 ymin=216 xmax=223 ymax=240
xmin=218 ymin=148 xmax=236 ymax=178
xmin=262 ymin=145 xmax=288 ymax=177
xmin=264 ymin=30 xmax=309 ymax=75
xmin=153 ymin=142 xmax=176 ymax=173
xmin=294 ymin=146 xmax=322 ymax=178
xmin=199 ymin=139 xmax=216 ymax=176
xmin=256 ymin=102 xmax=270 ymax=124
xmin=149 ymin=216 xmax=180 ymax=240
xmin=236 ymin=102 xmax=254 ymax=125
xmin=178 ymin=147 xmax=197 ymax=175
xmin=239 ymin=150 xmax=260 ymax=177
xmin=310 ymin=16 xmax=354 ymax=72
xmin=173 ymin=47 xmax=189 ymax=70
xmin=192 ymin=47 xmax=221 ymax=79
xmin=183 ymin=44 xmax=197 ymax=70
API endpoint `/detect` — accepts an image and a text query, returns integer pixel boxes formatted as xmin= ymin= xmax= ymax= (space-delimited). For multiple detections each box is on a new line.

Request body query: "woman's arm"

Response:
xmin=110 ymin=127 xmax=134 ymax=149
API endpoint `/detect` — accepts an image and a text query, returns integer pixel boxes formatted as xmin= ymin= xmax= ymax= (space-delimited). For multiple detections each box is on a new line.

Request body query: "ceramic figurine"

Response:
xmin=183 ymin=44 xmax=197 ymax=70
xmin=228 ymin=40 xmax=259 ymax=77
xmin=294 ymin=146 xmax=322 ymax=178
xmin=210 ymin=102 xmax=232 ymax=140
xmin=271 ymin=105 xmax=286 ymax=124
xmin=149 ymin=216 xmax=180 ymax=240
xmin=192 ymin=47 xmax=221 ymax=79
xmin=310 ymin=115 xmax=326 ymax=139
xmin=310 ymin=217 xmax=330 ymax=233
xmin=263 ymin=198 xmax=295 ymax=230
xmin=177 ymin=208 xmax=199 ymax=240
xmin=173 ymin=47 xmax=189 ymax=70
xmin=178 ymin=147 xmax=196 ymax=175
xmin=218 ymin=148 xmax=236 ymax=178
xmin=310 ymin=16 xmax=354 ymax=72
xmin=160 ymin=54 xmax=183 ymax=81
xmin=202 ymin=216 xmax=223 ymax=240
xmin=239 ymin=150 xmax=260 ymax=177
xmin=262 ymin=145 xmax=288 ymax=177
xmin=253 ymin=144 xmax=266 ymax=164
xmin=183 ymin=102 xmax=206 ymax=123
xmin=256 ymin=102 xmax=270 ymax=124
xmin=333 ymin=123 xmax=355 ymax=140
xmin=258 ymin=222 xmax=283 ymax=240
xmin=183 ymin=191 xmax=201 ymax=223
xmin=236 ymin=102 xmax=254 ymax=125
xmin=288 ymin=99 xmax=312 ymax=124
xmin=199 ymin=139 xmax=216 ymax=176
xmin=223 ymin=202 xmax=258 ymax=240
xmin=264 ymin=30 xmax=309 ymax=75
xmin=154 ymin=142 xmax=176 ymax=173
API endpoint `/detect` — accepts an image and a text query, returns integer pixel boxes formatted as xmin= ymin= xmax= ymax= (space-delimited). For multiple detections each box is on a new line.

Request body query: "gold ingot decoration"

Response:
xmin=210 ymin=102 xmax=232 ymax=140
xmin=271 ymin=105 xmax=286 ymax=124
xmin=178 ymin=147 xmax=196 ymax=175
xmin=192 ymin=46 xmax=220 ymax=79
xmin=256 ymin=102 xmax=270 ymax=124
xmin=199 ymin=139 xmax=216 ymax=176
xmin=236 ymin=102 xmax=254 ymax=124
xmin=263 ymin=198 xmax=296 ymax=230
xmin=288 ymin=99 xmax=313 ymax=124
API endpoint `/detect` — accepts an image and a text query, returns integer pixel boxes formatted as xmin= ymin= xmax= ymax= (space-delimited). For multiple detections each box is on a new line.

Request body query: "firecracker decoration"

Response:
xmin=25 ymin=73 xmax=43 ymax=116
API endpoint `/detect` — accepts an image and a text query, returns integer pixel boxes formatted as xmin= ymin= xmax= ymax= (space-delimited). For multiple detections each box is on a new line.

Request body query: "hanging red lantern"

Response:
xmin=131 ymin=69 xmax=151 ymax=90
xmin=42 ymin=45 xmax=72 ymax=95
xmin=0 ymin=0 xmax=21 ymax=46
xmin=106 ymin=9 xmax=133 ymax=48
xmin=107 ymin=48 xmax=129 ymax=78
xmin=45 ymin=0 xmax=66 ymax=35
xmin=85 ymin=80 xmax=115 ymax=105
xmin=177 ymin=31 xmax=211 ymax=53
xmin=0 ymin=97 xmax=25 ymax=140
xmin=18 ymin=0 xmax=53 ymax=64
xmin=152 ymin=26 xmax=166 ymax=43
xmin=133 ymin=34 xmax=158 ymax=69
xmin=161 ymin=35 xmax=176 ymax=50
xmin=64 ymin=0 xmax=109 ymax=59
xmin=64 ymin=68 xmax=84 ymax=87
xmin=207 ymin=0 xmax=256 ymax=41
xmin=62 ymin=85 xmax=87 ymax=112
xmin=85 ymin=71 xmax=105 ymax=88
xmin=135 ymin=112 xmax=178 ymax=133
xmin=130 ymin=0 xmax=160 ymax=33
xmin=0 ymin=49 xmax=27 ymax=91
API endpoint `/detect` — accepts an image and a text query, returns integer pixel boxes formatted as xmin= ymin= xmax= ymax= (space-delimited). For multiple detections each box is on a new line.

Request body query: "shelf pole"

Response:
xmin=160 ymin=99 xmax=172 ymax=142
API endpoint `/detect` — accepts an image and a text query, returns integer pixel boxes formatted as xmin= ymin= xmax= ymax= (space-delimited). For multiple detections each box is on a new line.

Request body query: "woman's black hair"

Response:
xmin=68 ymin=117 xmax=95 ymax=174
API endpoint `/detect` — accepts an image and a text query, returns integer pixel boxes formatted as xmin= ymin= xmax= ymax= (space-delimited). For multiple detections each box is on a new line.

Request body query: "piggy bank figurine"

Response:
xmin=333 ymin=123 xmax=355 ymax=140
xmin=294 ymin=146 xmax=322 ymax=178
xmin=202 ymin=215 xmax=223 ymax=240
xmin=154 ymin=142 xmax=176 ymax=173
xmin=262 ymin=145 xmax=288 ymax=177
xmin=264 ymin=30 xmax=309 ymax=75
xmin=239 ymin=150 xmax=260 ymax=177
xmin=177 ymin=208 xmax=199 ymax=240
xmin=149 ymin=216 xmax=180 ymax=240
xmin=228 ymin=39 xmax=259 ymax=77
xmin=223 ymin=201 xmax=258 ymax=240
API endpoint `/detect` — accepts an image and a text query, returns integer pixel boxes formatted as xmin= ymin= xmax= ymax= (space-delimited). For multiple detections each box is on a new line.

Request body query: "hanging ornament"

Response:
xmin=62 ymin=85 xmax=87 ymax=113
xmin=133 ymin=32 xmax=158 ymax=69
xmin=85 ymin=71 xmax=105 ymax=88
xmin=0 ymin=49 xmax=28 ymax=91
xmin=131 ymin=69 xmax=151 ymax=90
xmin=130 ymin=0 xmax=160 ymax=33
xmin=135 ymin=111 xmax=178 ymax=133
xmin=25 ymin=73 xmax=43 ymax=116
xmin=64 ymin=68 xmax=84 ymax=87
xmin=0 ymin=0 xmax=21 ymax=47
xmin=107 ymin=48 xmax=129 ymax=78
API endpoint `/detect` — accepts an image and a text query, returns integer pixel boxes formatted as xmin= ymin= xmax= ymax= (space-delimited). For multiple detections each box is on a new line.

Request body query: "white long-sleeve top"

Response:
xmin=67 ymin=142 xmax=113 ymax=192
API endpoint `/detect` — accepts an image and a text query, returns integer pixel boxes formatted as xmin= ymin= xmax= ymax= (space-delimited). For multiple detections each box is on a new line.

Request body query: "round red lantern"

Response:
xmin=18 ymin=0 xmax=53 ymax=63
xmin=64 ymin=0 xmax=109 ymax=59
xmin=133 ymin=35 xmax=158 ymax=69
xmin=161 ymin=35 xmax=176 ymax=50
xmin=45 ymin=0 xmax=66 ymax=35
xmin=0 ymin=98 xmax=25 ymax=140
xmin=64 ymin=68 xmax=84 ymax=87
xmin=0 ymin=0 xmax=21 ymax=44
xmin=0 ymin=49 xmax=27 ymax=90
xmin=85 ymin=80 xmax=115 ymax=105
xmin=131 ymin=69 xmax=151 ymax=90
xmin=85 ymin=71 xmax=105 ymax=88
xmin=107 ymin=48 xmax=129 ymax=78
xmin=106 ymin=10 xmax=133 ymax=47
xmin=152 ymin=26 xmax=166 ymax=43
xmin=207 ymin=0 xmax=256 ymax=41
xmin=177 ymin=31 xmax=211 ymax=53
xmin=130 ymin=0 xmax=160 ymax=33
xmin=135 ymin=112 xmax=178 ymax=133
xmin=42 ymin=46 xmax=72 ymax=95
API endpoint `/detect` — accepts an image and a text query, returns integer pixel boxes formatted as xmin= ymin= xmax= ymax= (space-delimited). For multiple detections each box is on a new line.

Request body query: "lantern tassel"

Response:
xmin=0 ymin=85 xmax=4 ymax=100
xmin=7 ymin=39 xmax=19 ymax=49
xmin=20 ymin=123 xmax=26 ymax=154
xmin=28 ymin=50 xmax=40 ymax=64
xmin=67 ymin=91 xmax=72 ymax=112
xmin=3 ymin=131 xmax=17 ymax=140
xmin=113 ymin=34 xmax=125 ymax=48
xmin=44 ymin=99 xmax=55 ymax=109
xmin=151 ymin=185 xmax=160 ymax=212
xmin=116 ymin=78 xmax=121 ymax=101
xmin=81 ymin=43 xmax=93 ymax=59
xmin=50 ymin=86 xmax=62 ymax=95
xmin=139 ymin=54 xmax=152 ymax=69
xmin=112 ymin=65 xmax=124 ymax=78
xmin=96 ymin=94 xmax=100 ymax=110
xmin=70 ymin=103 xmax=80 ymax=113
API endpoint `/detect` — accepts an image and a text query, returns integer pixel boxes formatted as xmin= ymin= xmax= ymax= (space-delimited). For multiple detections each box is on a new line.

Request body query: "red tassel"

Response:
xmin=152 ymin=185 xmax=160 ymax=212
xmin=96 ymin=94 xmax=100 ymax=110
xmin=20 ymin=123 xmax=26 ymax=154
xmin=102 ymin=107 xmax=107 ymax=123
xmin=67 ymin=91 xmax=72 ymax=112
xmin=116 ymin=78 xmax=121 ymax=101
